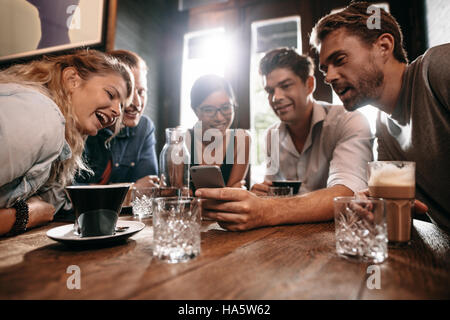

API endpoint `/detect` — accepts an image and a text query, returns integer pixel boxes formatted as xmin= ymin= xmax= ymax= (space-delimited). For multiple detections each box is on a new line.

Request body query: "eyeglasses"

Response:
xmin=198 ymin=104 xmax=236 ymax=117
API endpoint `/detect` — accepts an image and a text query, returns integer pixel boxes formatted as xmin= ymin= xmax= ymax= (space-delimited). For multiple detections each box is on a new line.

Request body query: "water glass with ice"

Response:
xmin=153 ymin=197 xmax=201 ymax=263
xmin=334 ymin=196 xmax=388 ymax=264
xmin=131 ymin=187 xmax=158 ymax=219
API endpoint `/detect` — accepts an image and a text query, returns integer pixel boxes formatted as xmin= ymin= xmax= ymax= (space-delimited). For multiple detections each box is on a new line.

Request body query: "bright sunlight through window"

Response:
xmin=249 ymin=16 xmax=301 ymax=185
xmin=180 ymin=28 xmax=234 ymax=128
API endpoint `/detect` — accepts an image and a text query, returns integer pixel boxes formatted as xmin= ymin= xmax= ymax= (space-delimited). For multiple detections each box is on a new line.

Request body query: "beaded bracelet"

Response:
xmin=7 ymin=199 xmax=29 ymax=236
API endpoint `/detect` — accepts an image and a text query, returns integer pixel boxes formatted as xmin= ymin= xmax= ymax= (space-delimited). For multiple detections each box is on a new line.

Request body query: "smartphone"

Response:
xmin=190 ymin=165 xmax=225 ymax=189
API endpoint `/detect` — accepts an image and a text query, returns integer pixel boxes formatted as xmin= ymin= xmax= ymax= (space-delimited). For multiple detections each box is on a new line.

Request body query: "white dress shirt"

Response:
xmin=264 ymin=101 xmax=373 ymax=194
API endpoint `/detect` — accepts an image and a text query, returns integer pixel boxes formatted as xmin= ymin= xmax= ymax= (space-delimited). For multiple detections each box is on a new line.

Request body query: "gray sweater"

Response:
xmin=376 ymin=43 xmax=450 ymax=230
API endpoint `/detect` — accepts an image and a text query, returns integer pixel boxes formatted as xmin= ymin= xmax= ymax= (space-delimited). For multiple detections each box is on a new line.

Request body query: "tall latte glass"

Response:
xmin=368 ymin=161 xmax=415 ymax=246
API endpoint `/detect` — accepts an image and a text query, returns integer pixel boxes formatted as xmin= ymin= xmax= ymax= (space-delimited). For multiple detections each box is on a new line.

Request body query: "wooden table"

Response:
xmin=0 ymin=217 xmax=449 ymax=300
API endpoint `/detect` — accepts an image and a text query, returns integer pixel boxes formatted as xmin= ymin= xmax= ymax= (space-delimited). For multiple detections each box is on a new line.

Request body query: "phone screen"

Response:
xmin=190 ymin=166 xmax=225 ymax=189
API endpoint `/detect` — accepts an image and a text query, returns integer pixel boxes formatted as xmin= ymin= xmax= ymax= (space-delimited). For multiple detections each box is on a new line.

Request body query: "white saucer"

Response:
xmin=46 ymin=220 xmax=145 ymax=246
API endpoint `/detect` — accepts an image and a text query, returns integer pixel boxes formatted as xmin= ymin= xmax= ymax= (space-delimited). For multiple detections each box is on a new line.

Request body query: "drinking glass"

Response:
xmin=334 ymin=196 xmax=388 ymax=264
xmin=131 ymin=186 xmax=158 ymax=219
xmin=153 ymin=197 xmax=201 ymax=263
xmin=267 ymin=186 xmax=293 ymax=197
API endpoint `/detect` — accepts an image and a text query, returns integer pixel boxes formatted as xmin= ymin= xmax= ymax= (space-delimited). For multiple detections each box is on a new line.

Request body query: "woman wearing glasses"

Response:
xmin=189 ymin=74 xmax=250 ymax=188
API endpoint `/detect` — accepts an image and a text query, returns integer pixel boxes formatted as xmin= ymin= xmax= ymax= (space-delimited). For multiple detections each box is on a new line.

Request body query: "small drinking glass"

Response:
xmin=131 ymin=187 xmax=158 ymax=219
xmin=334 ymin=196 xmax=388 ymax=264
xmin=153 ymin=197 xmax=201 ymax=263
xmin=267 ymin=186 xmax=293 ymax=197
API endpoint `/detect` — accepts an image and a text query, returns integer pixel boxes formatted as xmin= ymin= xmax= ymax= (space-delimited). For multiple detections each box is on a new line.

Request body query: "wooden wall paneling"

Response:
xmin=188 ymin=7 xmax=240 ymax=32
xmin=156 ymin=5 xmax=190 ymax=153
xmin=114 ymin=0 xmax=176 ymax=155
xmin=105 ymin=0 xmax=118 ymax=51
xmin=188 ymin=0 xmax=239 ymax=14
xmin=388 ymin=0 xmax=427 ymax=61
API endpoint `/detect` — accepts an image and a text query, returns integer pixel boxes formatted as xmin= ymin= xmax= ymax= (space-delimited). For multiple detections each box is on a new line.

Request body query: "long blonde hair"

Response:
xmin=0 ymin=49 xmax=134 ymax=187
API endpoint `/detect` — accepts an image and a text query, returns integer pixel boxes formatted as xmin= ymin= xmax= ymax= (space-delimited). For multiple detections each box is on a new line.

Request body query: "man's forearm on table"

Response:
xmin=267 ymin=185 xmax=354 ymax=225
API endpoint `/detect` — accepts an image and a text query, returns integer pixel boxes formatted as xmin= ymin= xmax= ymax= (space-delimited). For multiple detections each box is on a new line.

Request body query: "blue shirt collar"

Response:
xmin=58 ymin=140 xmax=72 ymax=161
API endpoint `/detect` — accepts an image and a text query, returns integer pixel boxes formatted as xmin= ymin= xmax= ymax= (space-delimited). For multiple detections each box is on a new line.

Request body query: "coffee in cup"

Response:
xmin=66 ymin=184 xmax=130 ymax=237
xmin=368 ymin=161 xmax=415 ymax=245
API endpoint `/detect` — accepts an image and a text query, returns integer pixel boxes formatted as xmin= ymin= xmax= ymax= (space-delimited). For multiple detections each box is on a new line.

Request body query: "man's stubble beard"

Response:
xmin=345 ymin=61 xmax=384 ymax=111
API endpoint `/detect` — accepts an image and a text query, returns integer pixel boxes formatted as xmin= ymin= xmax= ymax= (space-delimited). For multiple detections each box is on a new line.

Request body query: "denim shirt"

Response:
xmin=0 ymin=83 xmax=72 ymax=211
xmin=76 ymin=115 xmax=158 ymax=184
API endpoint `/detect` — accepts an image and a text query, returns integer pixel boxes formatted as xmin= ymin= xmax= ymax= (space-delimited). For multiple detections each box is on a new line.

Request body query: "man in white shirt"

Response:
xmin=195 ymin=48 xmax=373 ymax=231
xmin=252 ymin=49 xmax=372 ymax=196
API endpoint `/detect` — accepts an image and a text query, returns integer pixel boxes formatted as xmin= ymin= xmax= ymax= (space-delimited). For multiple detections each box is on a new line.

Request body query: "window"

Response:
xmin=249 ymin=16 xmax=301 ymax=185
xmin=180 ymin=28 xmax=234 ymax=128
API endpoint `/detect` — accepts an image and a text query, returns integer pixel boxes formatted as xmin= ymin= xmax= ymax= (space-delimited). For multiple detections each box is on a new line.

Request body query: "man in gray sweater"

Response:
xmin=310 ymin=1 xmax=449 ymax=230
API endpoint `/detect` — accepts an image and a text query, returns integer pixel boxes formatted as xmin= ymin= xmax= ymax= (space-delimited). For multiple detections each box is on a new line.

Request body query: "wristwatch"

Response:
xmin=8 ymin=199 xmax=29 ymax=236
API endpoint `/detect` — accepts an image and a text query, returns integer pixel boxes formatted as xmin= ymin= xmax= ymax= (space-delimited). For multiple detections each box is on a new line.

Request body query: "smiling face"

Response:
xmin=195 ymin=90 xmax=235 ymax=133
xmin=68 ymin=72 xmax=127 ymax=136
xmin=122 ymin=67 xmax=147 ymax=127
xmin=263 ymin=67 xmax=313 ymax=124
xmin=319 ymin=28 xmax=385 ymax=111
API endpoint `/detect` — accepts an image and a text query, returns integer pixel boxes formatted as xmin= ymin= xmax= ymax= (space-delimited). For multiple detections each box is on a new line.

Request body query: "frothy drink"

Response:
xmin=368 ymin=161 xmax=415 ymax=245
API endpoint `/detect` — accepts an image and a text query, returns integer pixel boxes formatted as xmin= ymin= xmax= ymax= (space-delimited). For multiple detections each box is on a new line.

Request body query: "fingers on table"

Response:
xmin=251 ymin=183 xmax=269 ymax=194
xmin=217 ymin=221 xmax=248 ymax=231
xmin=202 ymin=199 xmax=251 ymax=214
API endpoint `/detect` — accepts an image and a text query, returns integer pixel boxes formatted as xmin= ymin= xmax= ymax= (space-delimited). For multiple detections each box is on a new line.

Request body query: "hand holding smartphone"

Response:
xmin=190 ymin=165 xmax=225 ymax=189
